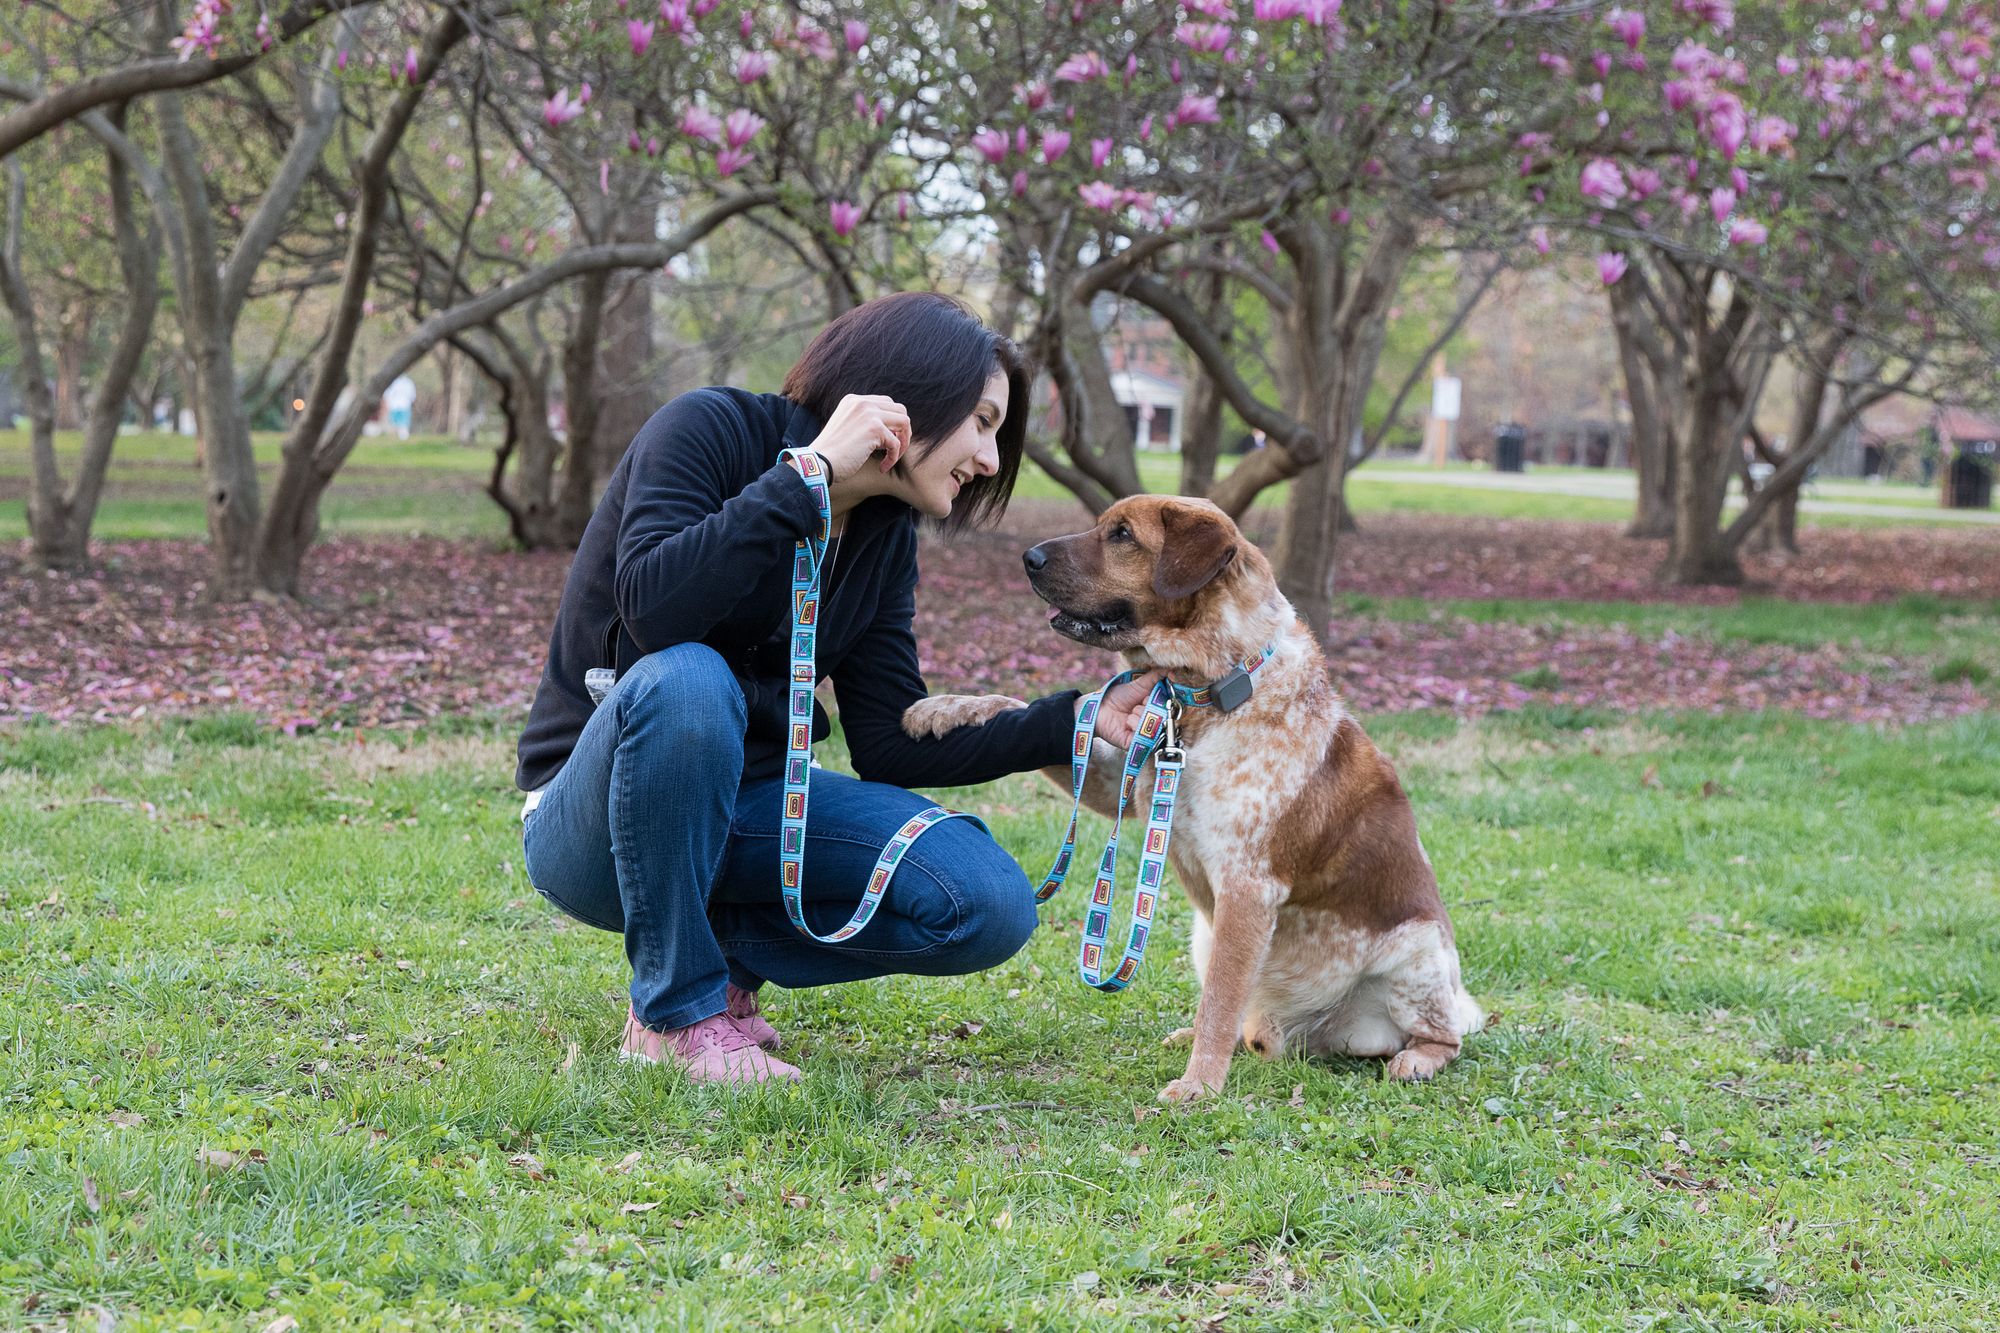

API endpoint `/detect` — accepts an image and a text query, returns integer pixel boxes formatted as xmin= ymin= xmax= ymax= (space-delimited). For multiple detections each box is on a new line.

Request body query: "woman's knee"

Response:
xmin=926 ymin=831 xmax=1038 ymax=972
xmin=613 ymin=644 xmax=746 ymax=759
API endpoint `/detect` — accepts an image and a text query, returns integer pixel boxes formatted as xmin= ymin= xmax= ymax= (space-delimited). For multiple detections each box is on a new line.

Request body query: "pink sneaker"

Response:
xmin=726 ymin=983 xmax=781 ymax=1051
xmin=620 ymin=1010 xmax=801 ymax=1084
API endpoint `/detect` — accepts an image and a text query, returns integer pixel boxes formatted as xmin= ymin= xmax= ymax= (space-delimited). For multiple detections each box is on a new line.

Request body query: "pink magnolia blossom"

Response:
xmin=736 ymin=51 xmax=774 ymax=84
xmin=715 ymin=147 xmax=753 ymax=177
xmin=844 ymin=20 xmax=869 ymax=53
xmin=1306 ymin=0 xmax=1341 ymax=21
xmin=829 ymin=200 xmax=861 ymax=238
xmin=1175 ymin=22 xmax=1233 ymax=53
xmin=255 ymin=13 xmax=271 ymax=51
xmin=723 ymin=108 xmax=765 ymax=149
xmin=1530 ymin=225 xmax=1551 ymax=255
xmin=1170 ymin=93 xmax=1221 ymax=129
xmin=794 ymin=22 xmax=836 ymax=61
xmin=1041 ymin=130 xmax=1071 ymax=164
xmin=403 ymin=46 xmax=420 ymax=83
xmin=680 ymin=105 xmax=723 ymax=142
xmin=1682 ymin=0 xmax=1733 ymax=32
xmin=1597 ymin=252 xmax=1630 ymax=284
xmin=1139 ymin=114 xmax=1154 ymax=141
xmin=1749 ymin=116 xmax=1791 ymax=154
xmin=896 ymin=192 xmax=910 ymax=221
xmin=1909 ymin=44 xmax=1935 ymax=76
xmin=1709 ymin=186 xmax=1736 ymax=222
xmin=1592 ymin=51 xmax=1612 ymax=80
xmin=693 ymin=0 xmax=719 ymax=16
xmin=972 ymin=129 xmax=1009 ymax=164
xmin=1078 ymin=180 xmax=1122 ymax=210
xmin=659 ymin=0 xmax=692 ymax=38
xmin=599 ymin=159 xmax=611 ymax=194
xmin=543 ymin=88 xmax=587 ymax=129
xmin=1015 ymin=81 xmax=1051 ymax=110
xmin=1253 ymin=0 xmax=1309 ymax=19
xmin=739 ymin=9 xmax=753 ymax=38
xmin=627 ymin=19 xmax=655 ymax=55
xmin=1090 ymin=137 xmax=1114 ymax=170
xmin=1125 ymin=53 xmax=1139 ymax=84
xmin=1663 ymin=80 xmax=1694 ymax=112
xmin=1579 ymin=158 xmax=1627 ymax=203
xmin=1727 ymin=216 xmax=1768 ymax=246
xmin=1011 ymin=170 xmax=1029 ymax=199
xmin=1606 ymin=8 xmax=1645 ymax=52
xmin=1260 ymin=229 xmax=1280 ymax=256
xmin=1628 ymin=167 xmax=1662 ymax=200
xmin=1056 ymin=51 xmax=1108 ymax=81
xmin=1702 ymin=92 xmax=1748 ymax=159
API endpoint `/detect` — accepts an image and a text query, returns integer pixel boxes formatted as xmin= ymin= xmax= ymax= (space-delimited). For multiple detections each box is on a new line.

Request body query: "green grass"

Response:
xmin=6 ymin=429 xmax=1983 ymax=545
xmin=1337 ymin=591 xmax=2000 ymax=667
xmin=5 ymin=710 xmax=1998 ymax=1328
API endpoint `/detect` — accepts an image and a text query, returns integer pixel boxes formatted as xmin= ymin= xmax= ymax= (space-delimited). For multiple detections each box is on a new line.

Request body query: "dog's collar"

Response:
xmin=1165 ymin=642 xmax=1277 ymax=713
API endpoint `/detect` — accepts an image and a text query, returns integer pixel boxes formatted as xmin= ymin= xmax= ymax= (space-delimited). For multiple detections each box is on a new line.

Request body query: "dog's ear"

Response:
xmin=1151 ymin=504 xmax=1239 ymax=600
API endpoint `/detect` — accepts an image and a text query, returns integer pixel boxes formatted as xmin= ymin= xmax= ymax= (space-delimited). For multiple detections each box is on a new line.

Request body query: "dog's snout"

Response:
xmin=1023 ymin=544 xmax=1049 ymax=575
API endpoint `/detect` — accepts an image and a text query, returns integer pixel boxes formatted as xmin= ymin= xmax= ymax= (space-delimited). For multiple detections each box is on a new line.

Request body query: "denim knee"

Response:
xmin=926 ymin=827 xmax=1038 ymax=973
xmin=613 ymin=643 xmax=746 ymax=761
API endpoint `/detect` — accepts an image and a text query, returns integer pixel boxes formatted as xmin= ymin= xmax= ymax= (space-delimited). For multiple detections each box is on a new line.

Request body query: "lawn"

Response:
xmin=1 ymin=429 xmax=1983 ymax=544
xmin=4 ymin=709 xmax=1997 ymax=1329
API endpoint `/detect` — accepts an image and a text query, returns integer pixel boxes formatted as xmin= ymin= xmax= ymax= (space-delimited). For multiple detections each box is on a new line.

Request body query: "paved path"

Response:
xmin=1358 ymin=468 xmax=2000 ymax=526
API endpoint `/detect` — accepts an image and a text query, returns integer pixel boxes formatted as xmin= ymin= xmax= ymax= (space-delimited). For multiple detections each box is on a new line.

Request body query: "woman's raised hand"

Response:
xmin=803 ymin=393 xmax=913 ymax=483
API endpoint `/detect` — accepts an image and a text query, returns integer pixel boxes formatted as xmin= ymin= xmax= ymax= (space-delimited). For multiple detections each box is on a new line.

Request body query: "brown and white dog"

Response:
xmin=903 ymin=496 xmax=1485 ymax=1103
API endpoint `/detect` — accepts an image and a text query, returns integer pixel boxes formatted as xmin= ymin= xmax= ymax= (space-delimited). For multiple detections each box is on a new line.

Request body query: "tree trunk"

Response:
xmin=1180 ymin=367 xmax=1224 ymax=497
xmin=21 ymin=122 xmax=161 ymax=568
xmin=157 ymin=89 xmax=263 ymax=595
xmin=1178 ymin=262 xmax=1229 ymax=497
xmin=1659 ymin=382 xmax=1746 ymax=586
xmin=595 ymin=260 xmax=660 ymax=476
xmin=1607 ymin=282 xmax=1674 ymax=538
xmin=54 ymin=304 xmax=91 ymax=432
xmin=552 ymin=269 xmax=613 ymax=545
xmin=1269 ymin=215 xmax=1410 ymax=634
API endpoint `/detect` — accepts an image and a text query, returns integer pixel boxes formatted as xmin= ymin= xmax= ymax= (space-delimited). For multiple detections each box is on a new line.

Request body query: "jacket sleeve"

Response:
xmin=612 ymin=389 xmax=821 ymax=653
xmin=830 ymin=523 xmax=1081 ymax=789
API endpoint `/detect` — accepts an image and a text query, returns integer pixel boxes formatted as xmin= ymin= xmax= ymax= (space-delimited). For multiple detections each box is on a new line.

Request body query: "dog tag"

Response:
xmin=1211 ymin=665 xmax=1254 ymax=712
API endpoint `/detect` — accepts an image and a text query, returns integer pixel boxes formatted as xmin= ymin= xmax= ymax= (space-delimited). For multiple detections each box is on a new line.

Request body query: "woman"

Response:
xmin=517 ymin=292 xmax=1160 ymax=1085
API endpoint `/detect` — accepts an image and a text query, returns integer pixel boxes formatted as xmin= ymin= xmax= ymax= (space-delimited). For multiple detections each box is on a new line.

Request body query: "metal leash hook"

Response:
xmin=1155 ymin=694 xmax=1185 ymax=765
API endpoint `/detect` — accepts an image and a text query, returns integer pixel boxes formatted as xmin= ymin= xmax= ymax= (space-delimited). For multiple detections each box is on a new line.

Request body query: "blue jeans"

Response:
xmin=521 ymin=644 xmax=1040 ymax=1031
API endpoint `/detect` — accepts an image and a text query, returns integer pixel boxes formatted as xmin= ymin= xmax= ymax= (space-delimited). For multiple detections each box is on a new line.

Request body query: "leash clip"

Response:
xmin=1155 ymin=696 xmax=1185 ymax=765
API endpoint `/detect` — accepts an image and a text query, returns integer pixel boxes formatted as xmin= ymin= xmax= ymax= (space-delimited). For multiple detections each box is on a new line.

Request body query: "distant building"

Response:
xmin=1857 ymin=399 xmax=2000 ymax=484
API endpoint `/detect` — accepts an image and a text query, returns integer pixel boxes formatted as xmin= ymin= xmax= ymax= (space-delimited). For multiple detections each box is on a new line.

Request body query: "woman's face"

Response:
xmin=898 ymin=369 xmax=1009 ymax=520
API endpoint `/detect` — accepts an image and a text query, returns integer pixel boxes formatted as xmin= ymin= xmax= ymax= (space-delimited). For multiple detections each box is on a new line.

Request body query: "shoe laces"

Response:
xmin=669 ymin=1014 xmax=759 ymax=1057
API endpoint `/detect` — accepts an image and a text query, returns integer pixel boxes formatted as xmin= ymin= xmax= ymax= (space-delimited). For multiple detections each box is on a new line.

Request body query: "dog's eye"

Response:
xmin=1107 ymin=523 xmax=1132 ymax=544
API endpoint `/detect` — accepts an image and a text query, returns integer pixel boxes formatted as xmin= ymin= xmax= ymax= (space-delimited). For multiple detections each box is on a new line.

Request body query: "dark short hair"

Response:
xmin=782 ymin=291 xmax=1030 ymax=530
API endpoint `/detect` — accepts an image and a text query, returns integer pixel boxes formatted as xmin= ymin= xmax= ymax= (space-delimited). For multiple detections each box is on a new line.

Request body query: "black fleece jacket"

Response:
xmin=516 ymin=386 xmax=1081 ymax=793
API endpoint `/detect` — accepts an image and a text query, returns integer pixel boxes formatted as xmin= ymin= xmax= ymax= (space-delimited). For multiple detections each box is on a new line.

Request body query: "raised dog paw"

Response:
xmin=1160 ymin=1027 xmax=1195 ymax=1048
xmin=901 ymin=693 xmax=1027 ymax=740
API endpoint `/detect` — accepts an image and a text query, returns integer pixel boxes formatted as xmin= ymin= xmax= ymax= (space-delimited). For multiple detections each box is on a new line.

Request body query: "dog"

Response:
xmin=903 ymin=496 xmax=1485 ymax=1103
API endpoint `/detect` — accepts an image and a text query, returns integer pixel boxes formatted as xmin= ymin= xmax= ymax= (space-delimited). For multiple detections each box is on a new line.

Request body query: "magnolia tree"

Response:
xmin=908 ymin=0 xmax=1617 ymax=630
xmin=1553 ymin=0 xmax=2000 ymax=584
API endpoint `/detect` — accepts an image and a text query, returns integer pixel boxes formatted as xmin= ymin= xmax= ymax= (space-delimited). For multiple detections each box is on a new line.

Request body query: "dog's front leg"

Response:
xmin=1160 ymin=887 xmax=1276 ymax=1103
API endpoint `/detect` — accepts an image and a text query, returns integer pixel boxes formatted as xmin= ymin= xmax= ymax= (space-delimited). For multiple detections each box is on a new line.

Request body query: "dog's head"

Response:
xmin=1022 ymin=495 xmax=1268 ymax=658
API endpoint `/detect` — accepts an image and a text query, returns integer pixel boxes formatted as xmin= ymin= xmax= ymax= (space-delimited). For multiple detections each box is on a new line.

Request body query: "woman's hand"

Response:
xmin=1086 ymin=670 xmax=1167 ymax=751
xmin=802 ymin=393 xmax=913 ymax=484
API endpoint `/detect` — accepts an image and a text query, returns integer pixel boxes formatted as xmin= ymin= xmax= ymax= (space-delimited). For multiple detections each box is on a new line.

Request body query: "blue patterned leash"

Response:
xmin=1036 ymin=671 xmax=1186 ymax=992
xmin=776 ymin=448 xmax=982 ymax=944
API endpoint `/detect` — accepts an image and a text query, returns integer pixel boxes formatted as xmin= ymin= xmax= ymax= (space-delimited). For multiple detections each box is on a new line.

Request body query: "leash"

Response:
xmin=776 ymin=447 xmax=984 ymax=944
xmin=1035 ymin=672 xmax=1186 ymax=991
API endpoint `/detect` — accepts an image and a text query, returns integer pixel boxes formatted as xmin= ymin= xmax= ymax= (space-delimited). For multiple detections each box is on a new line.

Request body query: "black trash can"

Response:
xmin=1945 ymin=446 xmax=1994 ymax=509
xmin=1494 ymin=422 xmax=1526 ymax=473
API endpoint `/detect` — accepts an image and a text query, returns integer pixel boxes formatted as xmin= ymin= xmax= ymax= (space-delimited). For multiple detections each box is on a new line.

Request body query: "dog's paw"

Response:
xmin=901 ymin=693 xmax=1027 ymax=740
xmin=1383 ymin=1048 xmax=1442 ymax=1082
xmin=1160 ymin=1026 xmax=1195 ymax=1048
xmin=1158 ymin=1071 xmax=1225 ymax=1104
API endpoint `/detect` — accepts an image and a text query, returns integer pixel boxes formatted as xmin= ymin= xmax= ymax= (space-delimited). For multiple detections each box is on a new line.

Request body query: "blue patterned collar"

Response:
xmin=1165 ymin=642 xmax=1277 ymax=712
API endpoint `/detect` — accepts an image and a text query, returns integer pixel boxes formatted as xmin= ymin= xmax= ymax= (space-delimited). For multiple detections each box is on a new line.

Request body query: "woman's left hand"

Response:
xmin=1086 ymin=670 xmax=1167 ymax=751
